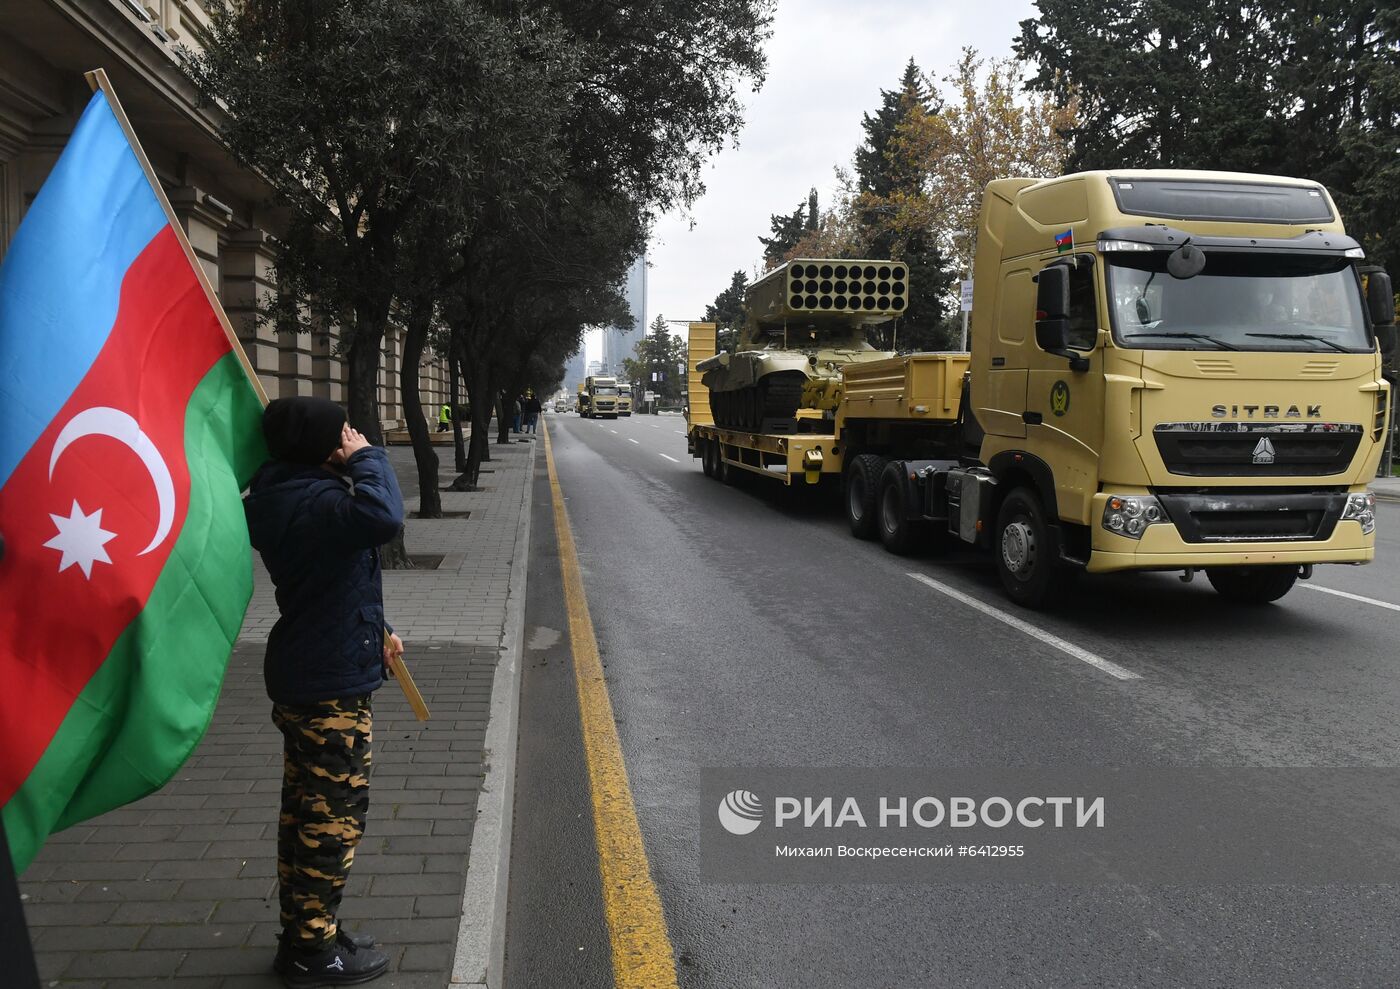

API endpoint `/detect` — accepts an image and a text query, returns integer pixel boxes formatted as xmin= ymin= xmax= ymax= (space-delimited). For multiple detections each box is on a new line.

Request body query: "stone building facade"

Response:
xmin=0 ymin=0 xmax=450 ymax=432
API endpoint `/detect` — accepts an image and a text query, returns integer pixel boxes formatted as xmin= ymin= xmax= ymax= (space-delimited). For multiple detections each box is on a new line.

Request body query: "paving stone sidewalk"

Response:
xmin=19 ymin=433 xmax=537 ymax=988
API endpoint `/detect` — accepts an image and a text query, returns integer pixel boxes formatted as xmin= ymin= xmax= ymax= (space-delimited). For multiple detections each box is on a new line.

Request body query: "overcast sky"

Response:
xmin=588 ymin=0 xmax=1038 ymax=363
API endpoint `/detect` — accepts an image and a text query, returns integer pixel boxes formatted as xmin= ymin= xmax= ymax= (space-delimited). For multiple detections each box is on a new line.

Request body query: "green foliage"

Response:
xmin=854 ymin=58 xmax=936 ymax=198
xmin=704 ymin=270 xmax=749 ymax=353
xmin=194 ymin=0 xmax=773 ymax=453
xmin=1017 ymin=0 xmax=1400 ymax=275
xmin=759 ymin=194 xmax=816 ymax=267
xmin=630 ymin=314 xmax=688 ymax=404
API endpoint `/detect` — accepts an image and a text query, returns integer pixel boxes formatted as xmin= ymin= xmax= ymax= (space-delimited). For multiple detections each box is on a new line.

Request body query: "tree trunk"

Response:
xmin=448 ymin=360 xmax=493 ymax=491
xmin=401 ymin=302 xmax=441 ymax=519
xmin=450 ymin=350 xmax=467 ymax=473
xmin=496 ymin=391 xmax=513 ymax=445
xmin=344 ymin=309 xmax=386 ymax=445
xmin=346 ymin=302 xmax=410 ymax=568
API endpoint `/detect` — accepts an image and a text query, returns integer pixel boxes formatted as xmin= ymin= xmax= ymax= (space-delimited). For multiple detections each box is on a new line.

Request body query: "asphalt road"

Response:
xmin=506 ymin=410 xmax=1400 ymax=988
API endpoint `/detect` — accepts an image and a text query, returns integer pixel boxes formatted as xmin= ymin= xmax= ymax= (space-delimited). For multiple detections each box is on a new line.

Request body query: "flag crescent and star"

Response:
xmin=45 ymin=407 xmax=177 ymax=576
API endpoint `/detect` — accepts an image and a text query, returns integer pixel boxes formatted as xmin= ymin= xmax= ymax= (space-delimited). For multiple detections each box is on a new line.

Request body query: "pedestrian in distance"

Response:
xmin=523 ymin=392 xmax=541 ymax=434
xmin=510 ymin=395 xmax=522 ymax=433
xmin=436 ymin=402 xmax=451 ymax=433
xmin=244 ymin=397 xmax=405 ymax=988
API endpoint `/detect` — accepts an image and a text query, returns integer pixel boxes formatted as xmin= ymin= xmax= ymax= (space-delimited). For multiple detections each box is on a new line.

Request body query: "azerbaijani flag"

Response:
xmin=0 ymin=83 xmax=265 ymax=870
xmin=1055 ymin=228 xmax=1074 ymax=253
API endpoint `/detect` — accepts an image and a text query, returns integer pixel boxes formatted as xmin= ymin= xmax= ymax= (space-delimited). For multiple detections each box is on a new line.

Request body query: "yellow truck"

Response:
xmin=583 ymin=375 xmax=620 ymax=419
xmin=687 ymin=169 xmax=1394 ymax=607
xmin=576 ymin=382 xmax=589 ymax=416
xmin=617 ymin=382 xmax=634 ymax=416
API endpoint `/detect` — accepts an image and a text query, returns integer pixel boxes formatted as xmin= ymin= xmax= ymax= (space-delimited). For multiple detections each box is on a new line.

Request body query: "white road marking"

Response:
xmin=659 ymin=453 xmax=679 ymax=463
xmin=1300 ymin=583 xmax=1400 ymax=613
xmin=610 ymin=429 xmax=618 ymax=434
xmin=650 ymin=424 xmax=660 ymax=429
xmin=628 ymin=438 xmax=640 ymax=444
xmin=906 ymin=573 xmax=1140 ymax=681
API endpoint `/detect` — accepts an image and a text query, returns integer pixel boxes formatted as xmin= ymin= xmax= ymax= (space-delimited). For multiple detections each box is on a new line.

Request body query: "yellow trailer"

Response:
xmin=686 ymin=320 xmax=969 ymax=487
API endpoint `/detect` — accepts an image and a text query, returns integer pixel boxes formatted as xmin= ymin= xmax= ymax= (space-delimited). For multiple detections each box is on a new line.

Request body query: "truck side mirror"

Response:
xmin=1366 ymin=270 xmax=1396 ymax=357
xmin=1036 ymin=265 xmax=1069 ymax=319
xmin=1034 ymin=266 xmax=1089 ymax=371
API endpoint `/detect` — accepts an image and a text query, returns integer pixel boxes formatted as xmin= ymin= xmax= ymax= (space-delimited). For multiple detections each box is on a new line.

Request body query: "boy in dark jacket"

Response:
xmin=244 ymin=397 xmax=404 ymax=987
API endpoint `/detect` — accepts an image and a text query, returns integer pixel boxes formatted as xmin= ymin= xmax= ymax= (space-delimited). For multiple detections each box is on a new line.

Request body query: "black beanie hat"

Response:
xmin=262 ymin=397 xmax=347 ymax=465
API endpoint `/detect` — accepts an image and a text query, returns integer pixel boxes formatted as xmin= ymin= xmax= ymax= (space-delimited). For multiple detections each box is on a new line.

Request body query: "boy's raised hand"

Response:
xmin=332 ymin=423 xmax=371 ymax=464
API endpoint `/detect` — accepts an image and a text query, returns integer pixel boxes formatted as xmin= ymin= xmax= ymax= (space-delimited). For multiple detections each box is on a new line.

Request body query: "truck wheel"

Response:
xmin=1206 ymin=566 xmax=1298 ymax=604
xmin=878 ymin=462 xmax=926 ymax=556
xmin=845 ymin=453 xmax=886 ymax=540
xmin=994 ymin=487 xmax=1061 ymax=609
xmin=717 ymin=445 xmax=738 ymax=485
xmin=700 ymin=438 xmax=715 ymax=477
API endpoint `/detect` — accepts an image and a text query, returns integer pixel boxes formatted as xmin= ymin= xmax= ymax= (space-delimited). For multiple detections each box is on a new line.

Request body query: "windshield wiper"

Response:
xmin=1122 ymin=331 xmax=1239 ymax=351
xmin=1244 ymin=332 xmax=1350 ymax=354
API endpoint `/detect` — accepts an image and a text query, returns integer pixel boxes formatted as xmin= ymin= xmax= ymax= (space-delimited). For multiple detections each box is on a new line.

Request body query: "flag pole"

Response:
xmin=83 ymin=68 xmax=267 ymax=407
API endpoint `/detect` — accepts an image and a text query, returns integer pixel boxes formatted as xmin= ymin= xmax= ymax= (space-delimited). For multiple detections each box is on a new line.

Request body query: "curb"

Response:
xmin=451 ymin=438 xmax=536 ymax=987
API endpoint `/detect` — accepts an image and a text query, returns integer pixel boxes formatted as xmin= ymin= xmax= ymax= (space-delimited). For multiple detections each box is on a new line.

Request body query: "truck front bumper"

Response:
xmin=1086 ymin=489 xmax=1375 ymax=574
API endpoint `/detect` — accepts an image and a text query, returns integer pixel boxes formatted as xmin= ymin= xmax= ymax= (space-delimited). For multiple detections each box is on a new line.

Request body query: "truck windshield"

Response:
xmin=595 ymin=386 xmax=618 ymax=395
xmin=1106 ymin=252 xmax=1370 ymax=353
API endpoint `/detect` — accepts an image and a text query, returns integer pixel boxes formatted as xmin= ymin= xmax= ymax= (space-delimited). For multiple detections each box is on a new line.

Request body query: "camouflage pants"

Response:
xmin=272 ymin=696 xmax=373 ymax=951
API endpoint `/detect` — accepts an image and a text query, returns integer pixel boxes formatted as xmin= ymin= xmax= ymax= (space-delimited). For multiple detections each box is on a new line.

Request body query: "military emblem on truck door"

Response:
xmin=1049 ymin=380 xmax=1071 ymax=417
xmin=1252 ymin=436 xmax=1277 ymax=464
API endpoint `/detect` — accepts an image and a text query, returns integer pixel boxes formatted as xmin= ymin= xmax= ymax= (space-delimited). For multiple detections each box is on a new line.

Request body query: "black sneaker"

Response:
xmin=276 ymin=933 xmax=388 ymax=987
xmin=275 ymin=928 xmax=376 ymax=972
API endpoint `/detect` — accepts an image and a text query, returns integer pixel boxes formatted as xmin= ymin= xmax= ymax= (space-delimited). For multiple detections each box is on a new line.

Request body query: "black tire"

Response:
xmin=700 ymin=438 xmax=715 ymax=477
xmin=1205 ymin=566 xmax=1298 ymax=604
xmin=994 ymin=487 xmax=1063 ymax=609
xmin=844 ymin=453 xmax=886 ymax=540
xmin=715 ymin=444 xmax=737 ymax=485
xmin=877 ymin=462 xmax=927 ymax=556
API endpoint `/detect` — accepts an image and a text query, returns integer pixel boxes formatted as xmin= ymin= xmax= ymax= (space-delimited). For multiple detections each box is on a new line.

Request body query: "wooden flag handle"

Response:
xmin=383 ymin=631 xmax=430 ymax=722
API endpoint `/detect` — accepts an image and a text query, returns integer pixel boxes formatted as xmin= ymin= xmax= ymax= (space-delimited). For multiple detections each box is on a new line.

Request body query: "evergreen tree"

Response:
xmin=633 ymin=314 xmax=687 ymax=404
xmin=854 ymin=58 xmax=933 ymax=197
xmin=759 ymin=190 xmax=819 ymax=267
xmin=704 ymin=270 xmax=749 ymax=353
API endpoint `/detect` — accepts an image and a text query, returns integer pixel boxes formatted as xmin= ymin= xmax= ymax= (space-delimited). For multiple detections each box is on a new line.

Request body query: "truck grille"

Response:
xmin=1155 ymin=490 xmax=1347 ymax=543
xmin=1153 ymin=423 xmax=1362 ymax=476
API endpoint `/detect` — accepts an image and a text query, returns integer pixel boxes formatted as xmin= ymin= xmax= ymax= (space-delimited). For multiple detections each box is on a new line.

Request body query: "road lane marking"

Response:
xmin=650 ymin=424 xmax=659 ymax=429
xmin=542 ymin=424 xmax=680 ymax=989
xmin=610 ymin=429 xmax=618 ymax=434
xmin=1301 ymin=583 xmax=1400 ymax=613
xmin=628 ymin=438 xmax=640 ymax=444
xmin=659 ymin=454 xmax=679 ymax=463
xmin=906 ymin=573 xmax=1140 ymax=681
xmin=673 ymin=430 xmax=684 ymax=435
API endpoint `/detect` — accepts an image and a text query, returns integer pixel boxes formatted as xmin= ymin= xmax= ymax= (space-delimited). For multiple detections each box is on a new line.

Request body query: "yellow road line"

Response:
xmin=542 ymin=422 xmax=680 ymax=989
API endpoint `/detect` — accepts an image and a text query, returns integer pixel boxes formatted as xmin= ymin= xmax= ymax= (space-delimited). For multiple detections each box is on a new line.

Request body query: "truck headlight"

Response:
xmin=1102 ymin=494 xmax=1167 ymax=540
xmin=1341 ymin=492 xmax=1377 ymax=535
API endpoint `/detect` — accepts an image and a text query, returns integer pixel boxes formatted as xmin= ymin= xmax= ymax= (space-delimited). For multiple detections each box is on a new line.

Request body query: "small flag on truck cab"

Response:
xmin=1055 ymin=229 xmax=1074 ymax=253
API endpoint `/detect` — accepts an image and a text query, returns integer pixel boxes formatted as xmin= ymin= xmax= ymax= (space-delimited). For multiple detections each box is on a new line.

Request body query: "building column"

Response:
xmin=311 ymin=320 xmax=346 ymax=404
xmin=219 ymin=226 xmax=280 ymax=400
xmin=168 ymin=185 xmax=230 ymax=291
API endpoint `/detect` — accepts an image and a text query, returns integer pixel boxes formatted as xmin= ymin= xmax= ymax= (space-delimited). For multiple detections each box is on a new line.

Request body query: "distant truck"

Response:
xmin=576 ymin=382 xmax=589 ymax=416
xmin=582 ymin=375 xmax=620 ymax=419
xmin=617 ymin=383 xmax=634 ymax=416
xmin=687 ymin=170 xmax=1394 ymax=608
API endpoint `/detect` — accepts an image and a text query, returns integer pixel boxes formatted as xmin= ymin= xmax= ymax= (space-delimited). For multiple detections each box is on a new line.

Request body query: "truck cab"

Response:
xmin=585 ymin=375 xmax=620 ymax=419
xmin=617 ymin=383 xmax=634 ymax=416
xmin=969 ymin=169 xmax=1393 ymax=604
